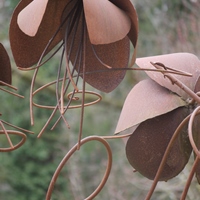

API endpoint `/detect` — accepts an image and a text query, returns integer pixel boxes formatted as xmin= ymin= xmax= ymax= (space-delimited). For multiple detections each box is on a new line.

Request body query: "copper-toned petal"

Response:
xmin=83 ymin=37 xmax=130 ymax=92
xmin=110 ymin=0 xmax=138 ymax=48
xmin=136 ymin=53 xmax=200 ymax=99
xmin=0 ymin=43 xmax=11 ymax=85
xmin=17 ymin=0 xmax=49 ymax=36
xmin=126 ymin=107 xmax=192 ymax=181
xmin=115 ymin=79 xmax=186 ymax=134
xmin=9 ymin=0 xmax=69 ymax=68
xmin=83 ymin=0 xmax=131 ymax=44
xmin=110 ymin=0 xmax=138 ymax=65
xmin=67 ymin=15 xmax=130 ymax=92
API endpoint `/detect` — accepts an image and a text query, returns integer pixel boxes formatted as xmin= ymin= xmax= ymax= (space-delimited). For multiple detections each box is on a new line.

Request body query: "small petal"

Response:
xmin=10 ymin=0 xmax=69 ymax=68
xmin=67 ymin=15 xmax=130 ymax=92
xmin=17 ymin=0 xmax=49 ymax=36
xmin=115 ymin=79 xmax=186 ymax=134
xmin=0 ymin=43 xmax=11 ymax=85
xmin=136 ymin=53 xmax=200 ymax=99
xmin=110 ymin=0 xmax=139 ymax=65
xmin=83 ymin=0 xmax=131 ymax=44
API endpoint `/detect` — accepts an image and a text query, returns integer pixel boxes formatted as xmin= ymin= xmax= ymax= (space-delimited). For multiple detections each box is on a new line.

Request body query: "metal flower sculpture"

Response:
xmin=0 ymin=43 xmax=33 ymax=152
xmin=9 ymin=1 xmax=140 ymax=199
xmin=8 ymin=1 xmax=200 ymax=199
xmin=9 ymin=0 xmax=138 ymax=141
xmin=115 ymin=53 xmax=200 ymax=199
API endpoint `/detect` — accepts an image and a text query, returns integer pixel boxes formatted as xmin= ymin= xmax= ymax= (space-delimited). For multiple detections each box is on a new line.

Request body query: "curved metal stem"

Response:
xmin=180 ymin=156 xmax=199 ymax=200
xmin=46 ymin=136 xmax=112 ymax=200
xmin=145 ymin=114 xmax=191 ymax=200
xmin=188 ymin=106 xmax=200 ymax=158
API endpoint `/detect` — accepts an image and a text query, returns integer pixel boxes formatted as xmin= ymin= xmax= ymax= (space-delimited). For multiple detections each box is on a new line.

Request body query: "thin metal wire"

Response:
xmin=0 ymin=85 xmax=33 ymax=151
xmin=0 ymin=120 xmax=14 ymax=148
xmin=32 ymin=86 xmax=102 ymax=110
xmin=180 ymin=106 xmax=200 ymax=199
xmin=0 ymin=129 xmax=27 ymax=152
xmin=188 ymin=106 xmax=200 ymax=159
xmin=0 ymin=80 xmax=24 ymax=98
xmin=145 ymin=115 xmax=191 ymax=200
xmin=180 ymin=156 xmax=200 ymax=200
xmin=1 ymin=120 xmax=34 ymax=134
xmin=151 ymin=62 xmax=200 ymax=104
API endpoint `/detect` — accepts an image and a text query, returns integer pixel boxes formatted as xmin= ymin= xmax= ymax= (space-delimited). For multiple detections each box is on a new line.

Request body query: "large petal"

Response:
xmin=109 ymin=0 xmax=138 ymax=45
xmin=17 ymin=0 xmax=49 ymax=36
xmin=115 ymin=79 xmax=186 ymax=134
xmin=83 ymin=0 xmax=131 ymax=44
xmin=9 ymin=0 xmax=70 ymax=68
xmin=83 ymin=36 xmax=130 ymax=92
xmin=110 ymin=0 xmax=139 ymax=65
xmin=136 ymin=53 xmax=200 ymax=99
xmin=0 ymin=43 xmax=11 ymax=85
xmin=66 ymin=13 xmax=130 ymax=93
xmin=126 ymin=107 xmax=192 ymax=181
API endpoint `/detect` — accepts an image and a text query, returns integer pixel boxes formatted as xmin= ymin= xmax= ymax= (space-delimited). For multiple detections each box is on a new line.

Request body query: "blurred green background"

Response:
xmin=0 ymin=0 xmax=200 ymax=199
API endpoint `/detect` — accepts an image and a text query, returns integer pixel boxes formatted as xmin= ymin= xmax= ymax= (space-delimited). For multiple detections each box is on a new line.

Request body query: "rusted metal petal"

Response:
xmin=115 ymin=79 xmax=186 ymax=134
xmin=83 ymin=0 xmax=131 ymax=44
xmin=9 ymin=0 xmax=69 ymax=68
xmin=126 ymin=107 xmax=192 ymax=181
xmin=67 ymin=16 xmax=130 ymax=93
xmin=110 ymin=0 xmax=138 ymax=47
xmin=0 ymin=43 xmax=11 ymax=85
xmin=83 ymin=37 xmax=130 ymax=92
xmin=17 ymin=0 xmax=48 ymax=36
xmin=136 ymin=53 xmax=200 ymax=99
xmin=110 ymin=0 xmax=138 ymax=65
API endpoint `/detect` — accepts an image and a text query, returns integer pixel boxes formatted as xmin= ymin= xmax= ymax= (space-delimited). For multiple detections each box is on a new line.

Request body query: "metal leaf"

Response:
xmin=0 ymin=43 xmax=11 ymax=85
xmin=17 ymin=0 xmax=48 ymax=36
xmin=115 ymin=79 xmax=186 ymax=134
xmin=83 ymin=0 xmax=131 ymax=44
xmin=136 ymin=53 xmax=200 ymax=99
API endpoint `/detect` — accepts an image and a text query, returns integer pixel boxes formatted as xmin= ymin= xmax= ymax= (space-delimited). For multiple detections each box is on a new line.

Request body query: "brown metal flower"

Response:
xmin=9 ymin=0 xmax=138 ymax=92
xmin=0 ymin=43 xmax=33 ymax=152
xmin=9 ymin=0 xmax=138 ymax=140
xmin=115 ymin=53 xmax=200 ymax=183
